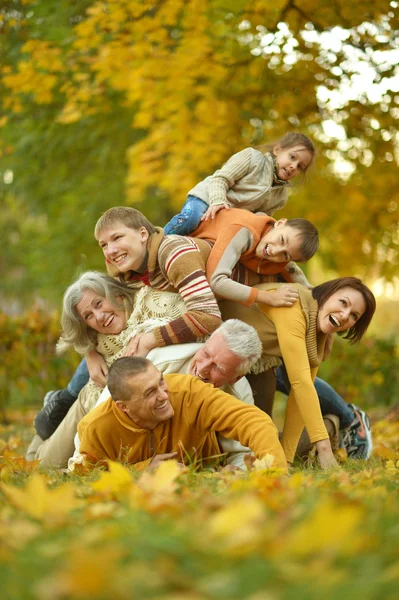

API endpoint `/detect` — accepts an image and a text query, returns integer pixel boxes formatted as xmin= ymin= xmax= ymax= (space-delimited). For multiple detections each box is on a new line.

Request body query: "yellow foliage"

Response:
xmin=136 ymin=459 xmax=181 ymax=508
xmin=280 ymin=498 xmax=370 ymax=558
xmin=90 ymin=460 xmax=133 ymax=497
xmin=208 ymin=494 xmax=267 ymax=555
xmin=0 ymin=451 xmax=41 ymax=474
xmin=1 ymin=474 xmax=79 ymax=523
xmin=36 ymin=544 xmax=125 ymax=599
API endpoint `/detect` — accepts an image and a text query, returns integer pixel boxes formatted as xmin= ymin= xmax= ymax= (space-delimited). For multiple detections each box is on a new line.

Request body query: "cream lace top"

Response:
xmin=79 ymin=287 xmax=187 ymax=412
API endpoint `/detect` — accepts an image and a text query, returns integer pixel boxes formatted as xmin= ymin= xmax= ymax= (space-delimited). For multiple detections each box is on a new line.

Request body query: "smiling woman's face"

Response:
xmin=317 ymin=286 xmax=366 ymax=335
xmin=76 ymin=289 xmax=127 ymax=334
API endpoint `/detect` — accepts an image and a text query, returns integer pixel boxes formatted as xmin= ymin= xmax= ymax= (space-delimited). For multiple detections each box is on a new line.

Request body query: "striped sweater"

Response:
xmin=119 ymin=228 xmax=222 ymax=346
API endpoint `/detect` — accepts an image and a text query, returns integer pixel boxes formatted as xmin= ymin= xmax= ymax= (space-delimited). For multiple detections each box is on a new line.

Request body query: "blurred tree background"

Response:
xmin=0 ymin=0 xmax=398 ymax=409
xmin=1 ymin=0 xmax=398 ymax=307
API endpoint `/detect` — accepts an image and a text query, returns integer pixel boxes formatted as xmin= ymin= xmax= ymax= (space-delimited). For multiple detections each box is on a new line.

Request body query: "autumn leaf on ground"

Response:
xmin=0 ymin=451 xmax=40 ymax=474
xmin=1 ymin=473 xmax=79 ymax=523
xmin=280 ymin=499 xmax=371 ymax=558
xmin=135 ymin=459 xmax=181 ymax=509
xmin=372 ymin=444 xmax=398 ymax=461
xmin=207 ymin=494 xmax=266 ymax=555
xmin=35 ymin=545 xmax=125 ymax=600
xmin=90 ymin=460 xmax=133 ymax=498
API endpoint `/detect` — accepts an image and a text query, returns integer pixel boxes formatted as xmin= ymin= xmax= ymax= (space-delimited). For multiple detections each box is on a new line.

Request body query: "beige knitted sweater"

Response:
xmin=78 ymin=287 xmax=187 ymax=412
xmin=188 ymin=148 xmax=289 ymax=215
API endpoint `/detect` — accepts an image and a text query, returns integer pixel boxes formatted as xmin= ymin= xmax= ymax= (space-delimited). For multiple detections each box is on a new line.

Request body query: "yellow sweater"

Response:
xmin=219 ymin=283 xmax=329 ymax=462
xmin=78 ymin=373 xmax=287 ymax=470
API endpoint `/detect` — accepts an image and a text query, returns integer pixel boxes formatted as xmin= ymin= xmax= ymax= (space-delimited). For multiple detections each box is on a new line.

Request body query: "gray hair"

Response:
xmin=56 ymin=271 xmax=136 ymax=355
xmin=211 ymin=319 xmax=263 ymax=376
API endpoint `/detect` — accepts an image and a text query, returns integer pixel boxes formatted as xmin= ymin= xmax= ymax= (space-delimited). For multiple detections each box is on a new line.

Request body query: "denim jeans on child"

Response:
xmin=164 ymin=195 xmax=208 ymax=236
xmin=276 ymin=365 xmax=354 ymax=429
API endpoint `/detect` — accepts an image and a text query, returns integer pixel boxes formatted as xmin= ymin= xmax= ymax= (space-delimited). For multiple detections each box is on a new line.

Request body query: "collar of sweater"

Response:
xmin=296 ymin=285 xmax=327 ymax=368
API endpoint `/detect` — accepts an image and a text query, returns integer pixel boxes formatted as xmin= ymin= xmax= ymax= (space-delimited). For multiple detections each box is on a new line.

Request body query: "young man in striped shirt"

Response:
xmin=94 ymin=206 xmax=222 ymax=358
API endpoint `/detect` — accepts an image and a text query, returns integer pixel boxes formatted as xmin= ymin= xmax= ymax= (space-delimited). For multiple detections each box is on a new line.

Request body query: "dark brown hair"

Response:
xmin=108 ymin=356 xmax=151 ymax=402
xmin=312 ymin=277 xmax=376 ymax=344
xmin=285 ymin=218 xmax=319 ymax=261
xmin=94 ymin=207 xmax=156 ymax=239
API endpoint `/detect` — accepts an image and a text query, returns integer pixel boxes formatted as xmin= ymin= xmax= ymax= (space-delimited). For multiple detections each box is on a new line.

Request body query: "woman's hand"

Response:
xmin=86 ymin=350 xmax=108 ymax=387
xmin=124 ymin=332 xmax=157 ymax=358
xmin=257 ymin=285 xmax=299 ymax=308
xmin=200 ymin=203 xmax=230 ymax=222
xmin=315 ymin=439 xmax=338 ymax=469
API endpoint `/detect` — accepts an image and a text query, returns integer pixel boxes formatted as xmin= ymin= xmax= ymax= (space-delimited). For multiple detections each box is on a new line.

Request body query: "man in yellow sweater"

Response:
xmin=78 ymin=356 xmax=287 ymax=471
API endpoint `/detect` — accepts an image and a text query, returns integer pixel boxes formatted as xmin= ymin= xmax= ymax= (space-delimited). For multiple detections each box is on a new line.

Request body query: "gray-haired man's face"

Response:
xmin=189 ymin=333 xmax=244 ymax=388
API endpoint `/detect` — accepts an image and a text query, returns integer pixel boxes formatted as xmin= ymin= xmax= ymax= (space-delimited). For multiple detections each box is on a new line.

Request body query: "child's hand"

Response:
xmin=200 ymin=203 xmax=230 ymax=221
xmin=257 ymin=285 xmax=299 ymax=307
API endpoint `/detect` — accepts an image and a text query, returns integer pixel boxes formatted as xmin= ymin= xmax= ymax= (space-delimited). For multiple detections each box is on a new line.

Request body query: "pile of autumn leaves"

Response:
xmin=0 ymin=410 xmax=398 ymax=600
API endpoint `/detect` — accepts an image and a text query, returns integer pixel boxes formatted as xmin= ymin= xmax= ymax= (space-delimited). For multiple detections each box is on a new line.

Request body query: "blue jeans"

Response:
xmin=67 ymin=358 xmax=90 ymax=398
xmin=164 ymin=195 xmax=208 ymax=235
xmin=276 ymin=366 xmax=354 ymax=429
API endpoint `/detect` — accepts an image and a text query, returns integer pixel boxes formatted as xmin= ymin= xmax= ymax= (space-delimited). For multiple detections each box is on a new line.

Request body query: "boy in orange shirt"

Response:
xmin=192 ymin=208 xmax=319 ymax=308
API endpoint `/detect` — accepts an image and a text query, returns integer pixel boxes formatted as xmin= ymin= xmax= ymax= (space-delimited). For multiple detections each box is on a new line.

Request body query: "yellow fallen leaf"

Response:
xmin=373 ymin=444 xmax=397 ymax=461
xmin=251 ymin=454 xmax=275 ymax=470
xmin=138 ymin=459 xmax=180 ymax=497
xmin=90 ymin=460 xmax=132 ymax=497
xmin=1 ymin=473 xmax=79 ymax=523
xmin=1 ymin=452 xmax=41 ymax=473
xmin=35 ymin=545 xmax=125 ymax=600
xmin=281 ymin=499 xmax=369 ymax=558
xmin=207 ymin=494 xmax=266 ymax=555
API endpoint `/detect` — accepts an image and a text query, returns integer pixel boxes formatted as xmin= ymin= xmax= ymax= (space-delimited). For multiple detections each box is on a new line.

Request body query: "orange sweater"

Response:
xmin=78 ymin=373 xmax=287 ymax=471
xmin=192 ymin=209 xmax=292 ymax=307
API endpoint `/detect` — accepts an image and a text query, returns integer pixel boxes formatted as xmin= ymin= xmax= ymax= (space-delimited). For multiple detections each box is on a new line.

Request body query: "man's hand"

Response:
xmin=200 ymin=203 xmax=230 ymax=222
xmin=257 ymin=285 xmax=299 ymax=308
xmin=148 ymin=452 xmax=185 ymax=470
xmin=124 ymin=332 xmax=157 ymax=358
xmin=86 ymin=350 xmax=108 ymax=387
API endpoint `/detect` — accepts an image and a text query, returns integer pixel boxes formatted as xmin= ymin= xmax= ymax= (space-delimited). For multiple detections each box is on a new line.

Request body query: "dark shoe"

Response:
xmin=34 ymin=389 xmax=76 ymax=440
xmin=340 ymin=404 xmax=372 ymax=459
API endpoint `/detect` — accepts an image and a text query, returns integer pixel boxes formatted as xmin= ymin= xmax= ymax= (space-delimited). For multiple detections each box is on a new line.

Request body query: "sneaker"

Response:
xmin=340 ymin=404 xmax=372 ymax=459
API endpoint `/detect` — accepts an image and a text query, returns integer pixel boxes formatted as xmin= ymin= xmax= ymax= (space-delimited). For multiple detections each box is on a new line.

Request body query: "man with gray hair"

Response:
xmin=69 ymin=319 xmax=267 ymax=471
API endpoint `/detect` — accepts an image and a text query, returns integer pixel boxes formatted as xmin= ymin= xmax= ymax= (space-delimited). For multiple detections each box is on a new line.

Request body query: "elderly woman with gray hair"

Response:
xmin=27 ymin=271 xmax=188 ymax=466
xmin=27 ymin=271 xmax=265 ymax=470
